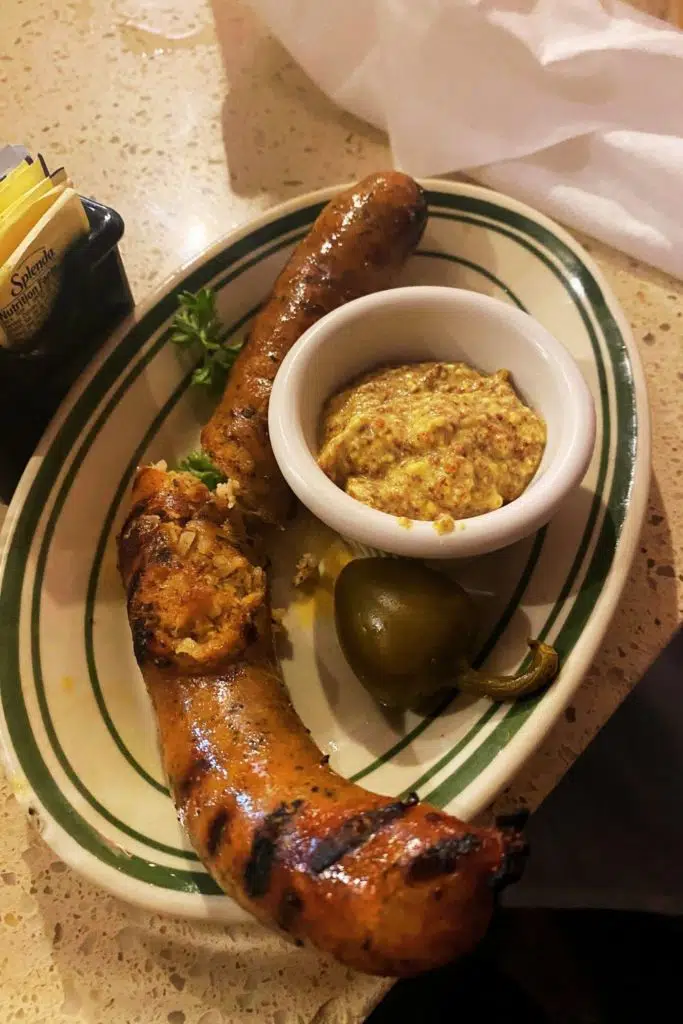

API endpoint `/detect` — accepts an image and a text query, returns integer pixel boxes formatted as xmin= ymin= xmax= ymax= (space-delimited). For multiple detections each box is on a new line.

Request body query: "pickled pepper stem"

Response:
xmin=455 ymin=639 xmax=559 ymax=700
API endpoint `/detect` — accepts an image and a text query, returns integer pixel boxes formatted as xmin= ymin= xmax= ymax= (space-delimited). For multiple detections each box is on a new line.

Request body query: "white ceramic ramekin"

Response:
xmin=269 ymin=286 xmax=596 ymax=559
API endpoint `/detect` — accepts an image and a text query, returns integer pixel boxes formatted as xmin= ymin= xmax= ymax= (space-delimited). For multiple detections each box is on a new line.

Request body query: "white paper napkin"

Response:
xmin=247 ymin=0 xmax=683 ymax=278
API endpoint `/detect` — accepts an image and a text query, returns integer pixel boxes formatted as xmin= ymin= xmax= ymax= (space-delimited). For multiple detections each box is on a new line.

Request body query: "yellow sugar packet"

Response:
xmin=0 ymin=156 xmax=48 ymax=215
xmin=0 ymin=184 xmax=70 ymax=268
xmin=0 ymin=187 xmax=90 ymax=348
xmin=0 ymin=169 xmax=70 ymax=240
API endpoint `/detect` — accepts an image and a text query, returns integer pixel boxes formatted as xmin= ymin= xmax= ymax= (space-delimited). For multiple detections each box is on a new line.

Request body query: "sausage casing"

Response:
xmin=201 ymin=171 xmax=428 ymax=525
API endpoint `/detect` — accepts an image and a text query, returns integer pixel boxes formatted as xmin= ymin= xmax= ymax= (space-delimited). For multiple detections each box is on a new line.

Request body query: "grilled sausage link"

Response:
xmin=200 ymin=171 xmax=428 ymax=525
xmin=119 ymin=467 xmax=527 ymax=977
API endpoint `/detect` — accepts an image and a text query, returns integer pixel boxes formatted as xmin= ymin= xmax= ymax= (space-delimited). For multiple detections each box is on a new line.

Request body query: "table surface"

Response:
xmin=1 ymin=1 xmax=682 ymax=1022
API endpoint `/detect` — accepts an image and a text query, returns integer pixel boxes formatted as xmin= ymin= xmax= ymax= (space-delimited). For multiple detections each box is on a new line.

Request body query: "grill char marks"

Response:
xmin=277 ymin=888 xmax=304 ymax=931
xmin=308 ymin=796 xmax=418 ymax=875
xmin=131 ymin=617 xmax=154 ymax=665
xmin=489 ymin=813 xmax=530 ymax=892
xmin=175 ymin=756 xmax=212 ymax=804
xmin=125 ymin=566 xmax=143 ymax=607
xmin=243 ymin=800 xmax=305 ymax=899
xmin=406 ymin=834 xmax=482 ymax=884
xmin=206 ymin=808 xmax=231 ymax=859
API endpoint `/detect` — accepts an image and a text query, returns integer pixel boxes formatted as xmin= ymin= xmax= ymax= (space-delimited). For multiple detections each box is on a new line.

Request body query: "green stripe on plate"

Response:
xmin=417 ymin=200 xmax=635 ymax=808
xmin=0 ymin=209 xmax=323 ymax=892
xmin=84 ymin=307 xmax=259 ymax=805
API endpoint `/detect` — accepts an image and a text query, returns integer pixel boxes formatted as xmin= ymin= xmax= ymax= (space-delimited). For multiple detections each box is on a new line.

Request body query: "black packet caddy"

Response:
xmin=0 ymin=196 xmax=134 ymax=503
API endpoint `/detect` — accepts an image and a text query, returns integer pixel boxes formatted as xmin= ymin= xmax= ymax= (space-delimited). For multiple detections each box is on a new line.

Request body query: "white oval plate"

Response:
xmin=0 ymin=180 xmax=649 ymax=922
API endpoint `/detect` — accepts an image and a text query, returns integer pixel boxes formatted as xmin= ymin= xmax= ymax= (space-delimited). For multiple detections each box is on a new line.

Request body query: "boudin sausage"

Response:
xmin=118 ymin=466 xmax=526 ymax=977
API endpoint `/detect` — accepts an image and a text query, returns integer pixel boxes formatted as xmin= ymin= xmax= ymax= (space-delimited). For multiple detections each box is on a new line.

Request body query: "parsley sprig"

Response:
xmin=176 ymin=450 xmax=226 ymax=490
xmin=171 ymin=288 xmax=242 ymax=390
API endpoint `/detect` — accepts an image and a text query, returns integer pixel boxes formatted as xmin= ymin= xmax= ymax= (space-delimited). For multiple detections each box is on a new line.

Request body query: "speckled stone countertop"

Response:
xmin=0 ymin=1 xmax=681 ymax=1022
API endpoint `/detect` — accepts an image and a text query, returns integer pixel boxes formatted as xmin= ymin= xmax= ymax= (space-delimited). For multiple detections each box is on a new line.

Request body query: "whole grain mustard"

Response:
xmin=317 ymin=361 xmax=546 ymax=524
